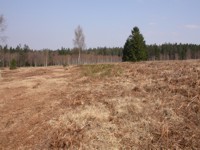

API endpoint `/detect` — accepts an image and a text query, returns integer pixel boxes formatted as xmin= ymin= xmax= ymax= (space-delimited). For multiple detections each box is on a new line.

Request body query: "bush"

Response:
xmin=10 ymin=59 xmax=17 ymax=70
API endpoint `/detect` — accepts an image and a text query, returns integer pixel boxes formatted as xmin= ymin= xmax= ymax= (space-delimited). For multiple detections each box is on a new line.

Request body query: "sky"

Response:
xmin=0 ymin=0 xmax=200 ymax=50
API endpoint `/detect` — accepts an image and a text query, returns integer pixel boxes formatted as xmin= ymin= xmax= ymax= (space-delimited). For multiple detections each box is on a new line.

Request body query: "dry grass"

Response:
xmin=0 ymin=60 xmax=200 ymax=149
xmin=80 ymin=64 xmax=123 ymax=78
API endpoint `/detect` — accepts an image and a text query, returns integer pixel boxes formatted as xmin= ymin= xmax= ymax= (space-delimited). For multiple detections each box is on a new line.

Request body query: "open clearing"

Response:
xmin=0 ymin=60 xmax=200 ymax=149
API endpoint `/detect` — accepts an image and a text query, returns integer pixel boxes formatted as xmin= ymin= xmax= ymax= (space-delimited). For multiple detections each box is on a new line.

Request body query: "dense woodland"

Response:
xmin=0 ymin=43 xmax=200 ymax=68
xmin=148 ymin=43 xmax=200 ymax=60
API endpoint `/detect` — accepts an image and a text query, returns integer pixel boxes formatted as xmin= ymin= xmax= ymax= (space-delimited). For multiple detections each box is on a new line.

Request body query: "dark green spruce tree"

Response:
xmin=122 ymin=26 xmax=147 ymax=61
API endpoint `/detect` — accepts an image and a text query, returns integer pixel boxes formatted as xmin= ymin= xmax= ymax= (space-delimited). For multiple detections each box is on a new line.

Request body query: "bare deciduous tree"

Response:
xmin=0 ymin=15 xmax=6 ymax=42
xmin=0 ymin=15 xmax=5 ymax=31
xmin=73 ymin=25 xmax=86 ymax=64
xmin=0 ymin=14 xmax=6 ymax=79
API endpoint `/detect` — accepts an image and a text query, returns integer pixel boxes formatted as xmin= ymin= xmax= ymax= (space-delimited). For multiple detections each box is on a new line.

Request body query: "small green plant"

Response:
xmin=63 ymin=63 xmax=69 ymax=67
xmin=10 ymin=59 xmax=17 ymax=70
xmin=63 ymin=63 xmax=69 ymax=70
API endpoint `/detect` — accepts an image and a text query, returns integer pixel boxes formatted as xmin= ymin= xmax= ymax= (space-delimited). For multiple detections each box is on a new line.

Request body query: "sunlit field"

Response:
xmin=0 ymin=60 xmax=200 ymax=149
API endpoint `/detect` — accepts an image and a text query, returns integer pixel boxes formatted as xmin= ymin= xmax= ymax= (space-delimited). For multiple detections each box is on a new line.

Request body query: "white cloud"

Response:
xmin=184 ymin=24 xmax=200 ymax=30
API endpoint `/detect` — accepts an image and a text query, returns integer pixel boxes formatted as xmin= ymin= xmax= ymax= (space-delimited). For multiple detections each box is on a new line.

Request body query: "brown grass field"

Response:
xmin=0 ymin=60 xmax=200 ymax=149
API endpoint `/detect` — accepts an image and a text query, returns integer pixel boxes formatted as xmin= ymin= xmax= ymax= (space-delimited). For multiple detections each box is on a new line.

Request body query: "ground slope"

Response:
xmin=0 ymin=60 xmax=200 ymax=149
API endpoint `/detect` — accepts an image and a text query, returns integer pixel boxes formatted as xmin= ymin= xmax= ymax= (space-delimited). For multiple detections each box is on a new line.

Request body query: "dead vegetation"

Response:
xmin=0 ymin=60 xmax=200 ymax=149
xmin=80 ymin=64 xmax=123 ymax=78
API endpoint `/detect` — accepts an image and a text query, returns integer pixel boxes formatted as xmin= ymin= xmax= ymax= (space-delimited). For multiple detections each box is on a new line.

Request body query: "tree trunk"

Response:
xmin=78 ymin=49 xmax=81 ymax=64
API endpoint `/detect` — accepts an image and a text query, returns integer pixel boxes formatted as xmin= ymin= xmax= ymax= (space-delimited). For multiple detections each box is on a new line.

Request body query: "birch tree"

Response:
xmin=73 ymin=25 xmax=86 ymax=64
xmin=0 ymin=15 xmax=6 ymax=79
xmin=0 ymin=15 xmax=6 ymax=42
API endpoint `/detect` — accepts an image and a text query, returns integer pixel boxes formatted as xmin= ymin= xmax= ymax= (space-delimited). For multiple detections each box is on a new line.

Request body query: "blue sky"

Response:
xmin=0 ymin=0 xmax=200 ymax=50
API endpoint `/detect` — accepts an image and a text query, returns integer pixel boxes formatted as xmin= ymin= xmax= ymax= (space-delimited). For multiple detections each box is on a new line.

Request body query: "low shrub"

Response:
xmin=10 ymin=59 xmax=17 ymax=70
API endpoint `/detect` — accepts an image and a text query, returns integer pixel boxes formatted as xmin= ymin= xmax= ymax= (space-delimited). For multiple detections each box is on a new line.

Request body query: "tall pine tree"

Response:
xmin=122 ymin=26 xmax=147 ymax=62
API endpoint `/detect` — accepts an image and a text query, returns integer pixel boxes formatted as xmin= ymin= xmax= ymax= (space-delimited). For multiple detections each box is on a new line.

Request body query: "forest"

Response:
xmin=0 ymin=43 xmax=200 ymax=67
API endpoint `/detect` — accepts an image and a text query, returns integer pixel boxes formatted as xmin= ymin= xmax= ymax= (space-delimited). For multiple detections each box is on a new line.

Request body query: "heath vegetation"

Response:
xmin=0 ymin=60 xmax=199 ymax=149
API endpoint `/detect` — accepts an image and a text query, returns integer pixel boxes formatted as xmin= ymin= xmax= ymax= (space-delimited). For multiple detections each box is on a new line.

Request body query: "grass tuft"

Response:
xmin=80 ymin=64 xmax=123 ymax=78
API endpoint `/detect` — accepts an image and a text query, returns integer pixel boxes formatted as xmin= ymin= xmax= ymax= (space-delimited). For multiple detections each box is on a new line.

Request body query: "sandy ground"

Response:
xmin=0 ymin=60 xmax=200 ymax=149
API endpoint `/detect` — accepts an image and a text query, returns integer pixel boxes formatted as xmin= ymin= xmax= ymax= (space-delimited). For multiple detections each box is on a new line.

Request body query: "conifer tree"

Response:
xmin=122 ymin=26 xmax=147 ymax=61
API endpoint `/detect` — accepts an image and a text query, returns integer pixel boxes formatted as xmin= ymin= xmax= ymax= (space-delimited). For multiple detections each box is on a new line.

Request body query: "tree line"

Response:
xmin=0 ymin=45 xmax=122 ymax=67
xmin=1 ymin=42 xmax=200 ymax=68
xmin=147 ymin=43 xmax=200 ymax=60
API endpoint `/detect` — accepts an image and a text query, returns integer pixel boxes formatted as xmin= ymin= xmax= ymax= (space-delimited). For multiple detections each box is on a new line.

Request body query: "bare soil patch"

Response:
xmin=0 ymin=60 xmax=200 ymax=149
